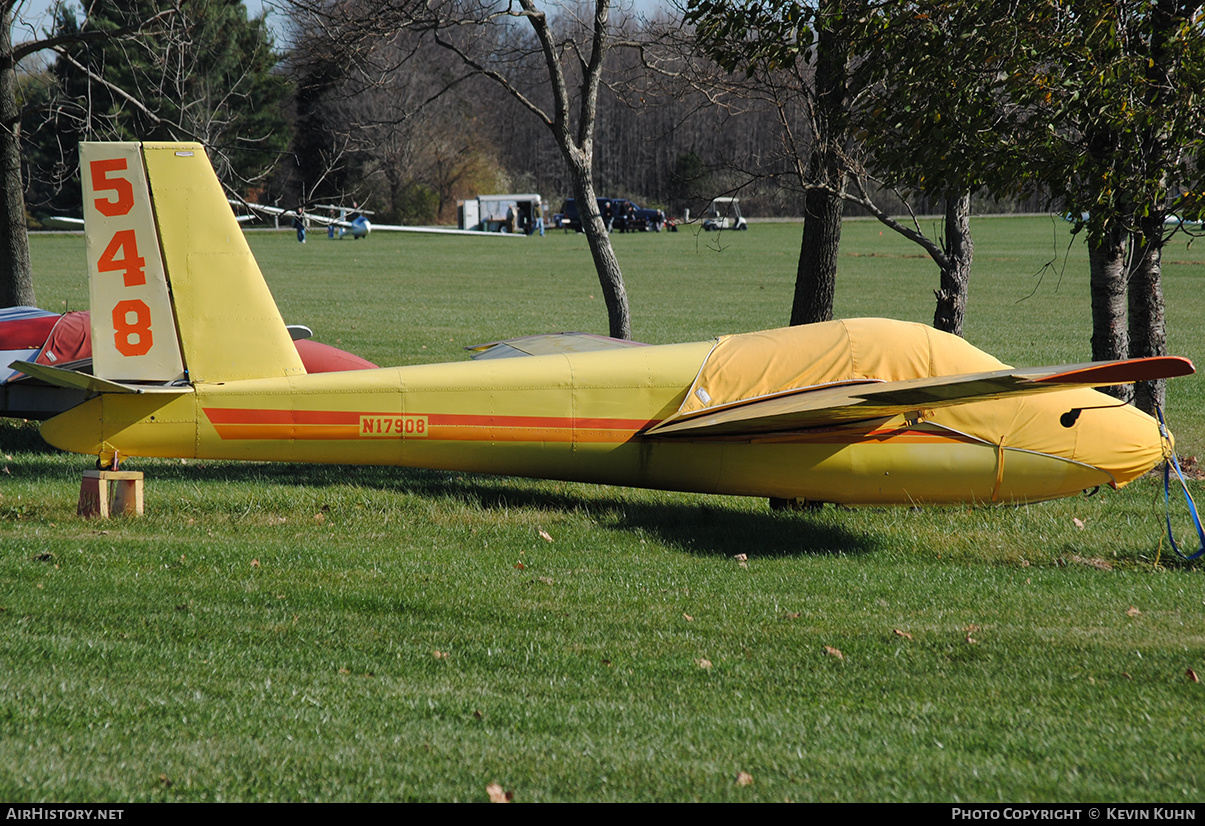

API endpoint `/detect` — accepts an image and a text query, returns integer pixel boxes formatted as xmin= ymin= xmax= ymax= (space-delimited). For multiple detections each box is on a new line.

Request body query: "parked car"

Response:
xmin=559 ymin=198 xmax=665 ymax=232
xmin=614 ymin=199 xmax=665 ymax=232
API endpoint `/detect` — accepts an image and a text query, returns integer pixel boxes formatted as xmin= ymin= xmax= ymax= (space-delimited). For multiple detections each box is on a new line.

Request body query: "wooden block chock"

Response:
xmin=78 ymin=470 xmax=145 ymax=518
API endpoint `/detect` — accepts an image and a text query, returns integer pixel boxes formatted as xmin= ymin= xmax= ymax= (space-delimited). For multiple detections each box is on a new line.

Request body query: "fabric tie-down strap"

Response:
xmin=1158 ymin=406 xmax=1205 ymax=561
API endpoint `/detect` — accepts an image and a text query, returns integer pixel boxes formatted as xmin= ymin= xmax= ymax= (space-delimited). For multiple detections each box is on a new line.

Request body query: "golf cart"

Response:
xmin=702 ymin=197 xmax=747 ymax=231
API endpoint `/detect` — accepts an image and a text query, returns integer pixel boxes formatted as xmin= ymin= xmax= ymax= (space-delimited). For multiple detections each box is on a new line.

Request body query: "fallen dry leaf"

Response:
xmin=823 ymin=645 xmax=844 ymax=660
xmin=697 ymin=658 xmax=713 ymax=669
xmin=893 ymin=628 xmax=913 ymax=640
xmin=338 ymin=667 xmax=350 ymax=674
xmin=683 ymin=613 xmax=694 ymax=622
xmin=1069 ymin=554 xmax=1113 ymax=571
xmin=538 ymin=529 xmax=553 ymax=543
xmin=250 ymin=558 xmax=260 ymax=568
xmin=1188 ymin=668 xmax=1200 ymax=684
xmin=158 ymin=774 xmax=172 ymax=788
xmin=1073 ymin=517 xmax=1086 ymax=530
xmin=733 ymin=553 xmax=747 ymax=561
xmin=486 ymin=783 xmax=512 ymax=803
xmin=313 ymin=512 xmax=326 ymax=525
xmin=736 ymin=771 xmax=754 ymax=787
xmin=1126 ymin=606 xmax=1142 ymax=617
xmin=513 ymin=561 xmax=525 ymax=570
xmin=433 ymin=650 xmax=449 ymax=660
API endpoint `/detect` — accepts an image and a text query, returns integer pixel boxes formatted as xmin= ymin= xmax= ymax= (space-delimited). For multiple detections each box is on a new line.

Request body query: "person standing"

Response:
xmin=535 ymin=201 xmax=545 ymax=237
xmin=293 ymin=206 xmax=307 ymax=243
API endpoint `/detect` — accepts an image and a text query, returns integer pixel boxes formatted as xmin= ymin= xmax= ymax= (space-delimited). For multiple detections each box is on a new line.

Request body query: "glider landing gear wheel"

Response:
xmin=769 ymin=497 xmax=822 ymax=512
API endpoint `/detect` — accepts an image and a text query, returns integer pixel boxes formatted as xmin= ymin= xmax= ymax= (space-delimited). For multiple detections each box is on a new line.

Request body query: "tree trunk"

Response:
xmin=789 ymin=4 xmax=847 ymax=327
xmin=933 ymin=192 xmax=972 ymax=336
xmin=1128 ymin=220 xmax=1167 ymax=415
xmin=567 ymin=155 xmax=630 ymax=340
xmin=791 ymin=187 xmax=841 ymax=325
xmin=0 ymin=7 xmax=35 ymax=308
xmin=1124 ymin=1 xmax=1175 ymax=416
xmin=522 ymin=0 xmax=629 ymax=340
xmin=1087 ymin=222 xmax=1132 ymax=402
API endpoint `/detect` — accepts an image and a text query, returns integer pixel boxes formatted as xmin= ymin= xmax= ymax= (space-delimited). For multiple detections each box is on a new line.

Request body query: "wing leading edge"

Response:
xmin=644 ymin=356 xmax=1195 ymax=438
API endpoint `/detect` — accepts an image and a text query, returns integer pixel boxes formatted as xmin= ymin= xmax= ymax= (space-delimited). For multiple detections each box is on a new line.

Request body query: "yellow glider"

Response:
xmin=21 ymin=142 xmax=1196 ymax=505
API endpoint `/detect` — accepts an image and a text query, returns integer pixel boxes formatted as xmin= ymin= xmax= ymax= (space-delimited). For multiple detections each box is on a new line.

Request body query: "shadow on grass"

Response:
xmin=8 ymin=448 xmax=880 ymax=559
xmin=0 ymin=420 xmax=61 ymax=454
xmin=453 ymin=481 xmax=880 ymax=559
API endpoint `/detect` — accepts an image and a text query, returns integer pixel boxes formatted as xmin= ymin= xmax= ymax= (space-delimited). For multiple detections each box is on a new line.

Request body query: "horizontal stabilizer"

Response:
xmin=646 ymin=356 xmax=1195 ymax=438
xmin=10 ymin=361 xmax=192 ymax=396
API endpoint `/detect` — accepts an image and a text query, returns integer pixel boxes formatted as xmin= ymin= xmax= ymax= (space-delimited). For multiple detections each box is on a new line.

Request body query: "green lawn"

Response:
xmin=2 ymin=218 xmax=1203 ymax=802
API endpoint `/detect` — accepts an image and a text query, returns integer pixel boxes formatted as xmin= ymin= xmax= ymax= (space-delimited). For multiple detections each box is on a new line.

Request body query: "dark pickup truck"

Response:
xmin=558 ymin=198 xmax=665 ymax=232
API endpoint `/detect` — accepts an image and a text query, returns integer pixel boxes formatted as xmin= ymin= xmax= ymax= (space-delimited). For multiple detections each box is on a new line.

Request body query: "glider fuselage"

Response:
xmin=41 ymin=338 xmax=1138 ymax=505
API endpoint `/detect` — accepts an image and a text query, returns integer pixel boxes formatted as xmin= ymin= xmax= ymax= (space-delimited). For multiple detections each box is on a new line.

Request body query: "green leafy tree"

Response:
xmin=842 ymin=4 xmax=1018 ymax=337
xmin=686 ymin=0 xmax=982 ymax=334
xmin=860 ymin=0 xmax=1205 ymax=411
xmin=1007 ymin=0 xmax=1205 ymax=412
xmin=688 ymin=0 xmax=855 ymax=327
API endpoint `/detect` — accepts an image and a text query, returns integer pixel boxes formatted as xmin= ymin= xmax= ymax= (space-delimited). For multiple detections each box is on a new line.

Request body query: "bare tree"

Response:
xmin=285 ymin=0 xmax=634 ymax=339
xmin=284 ymin=22 xmax=505 ymax=223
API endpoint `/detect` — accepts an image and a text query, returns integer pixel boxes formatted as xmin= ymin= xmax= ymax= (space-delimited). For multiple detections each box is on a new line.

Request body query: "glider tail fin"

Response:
xmin=81 ymin=141 xmax=304 ymax=384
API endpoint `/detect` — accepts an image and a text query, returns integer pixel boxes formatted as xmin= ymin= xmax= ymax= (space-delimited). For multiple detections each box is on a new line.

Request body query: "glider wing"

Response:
xmin=645 ymin=356 xmax=1195 ymax=438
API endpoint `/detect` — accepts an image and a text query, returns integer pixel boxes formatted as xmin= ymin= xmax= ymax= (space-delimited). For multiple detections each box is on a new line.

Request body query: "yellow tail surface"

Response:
xmin=81 ymin=141 xmax=304 ymax=384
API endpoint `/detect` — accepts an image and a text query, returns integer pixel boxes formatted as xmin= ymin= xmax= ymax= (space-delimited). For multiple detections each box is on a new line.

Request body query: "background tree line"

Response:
xmin=8 ymin=0 xmax=1204 ymax=409
xmin=17 ymin=0 xmax=1050 ymax=228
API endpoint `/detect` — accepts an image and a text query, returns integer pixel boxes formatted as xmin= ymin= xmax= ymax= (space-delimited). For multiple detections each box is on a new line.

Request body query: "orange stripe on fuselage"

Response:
xmin=202 ymin=408 xmax=659 ymax=443
xmin=201 ymin=408 xmax=983 ymax=447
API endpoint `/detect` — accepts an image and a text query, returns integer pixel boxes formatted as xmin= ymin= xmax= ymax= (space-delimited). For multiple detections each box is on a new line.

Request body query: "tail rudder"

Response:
xmin=81 ymin=141 xmax=304 ymax=384
xmin=82 ymin=141 xmax=185 ymax=383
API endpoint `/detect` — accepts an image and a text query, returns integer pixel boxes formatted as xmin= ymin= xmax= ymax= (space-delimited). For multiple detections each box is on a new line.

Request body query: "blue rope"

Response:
xmin=1157 ymin=406 xmax=1205 ymax=561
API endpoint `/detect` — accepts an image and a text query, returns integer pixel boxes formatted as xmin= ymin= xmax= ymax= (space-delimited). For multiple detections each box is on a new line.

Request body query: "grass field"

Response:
xmin=2 ymin=217 xmax=1203 ymax=802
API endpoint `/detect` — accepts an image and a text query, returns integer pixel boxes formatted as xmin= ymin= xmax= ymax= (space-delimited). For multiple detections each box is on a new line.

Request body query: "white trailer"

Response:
xmin=460 ymin=194 xmax=544 ymax=233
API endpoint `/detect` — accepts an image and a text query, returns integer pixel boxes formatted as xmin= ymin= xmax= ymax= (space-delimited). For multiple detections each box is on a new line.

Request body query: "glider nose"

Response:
xmin=1068 ymin=398 xmax=1166 ymax=488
